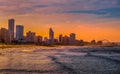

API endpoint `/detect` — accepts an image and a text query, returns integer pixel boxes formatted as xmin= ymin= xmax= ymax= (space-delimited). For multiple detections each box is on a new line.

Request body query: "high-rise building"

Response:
xmin=59 ymin=34 xmax=63 ymax=44
xmin=8 ymin=19 xmax=15 ymax=41
xmin=49 ymin=28 xmax=54 ymax=44
xmin=16 ymin=25 xmax=24 ymax=41
xmin=26 ymin=31 xmax=36 ymax=43
xmin=63 ymin=35 xmax=69 ymax=45
xmin=36 ymin=36 xmax=43 ymax=43
xmin=69 ymin=33 xmax=76 ymax=45
xmin=0 ymin=28 xmax=11 ymax=43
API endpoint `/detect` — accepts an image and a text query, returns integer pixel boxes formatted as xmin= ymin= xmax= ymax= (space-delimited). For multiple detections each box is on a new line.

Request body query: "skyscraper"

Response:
xmin=8 ymin=19 xmax=15 ymax=41
xmin=49 ymin=28 xmax=54 ymax=44
xmin=16 ymin=25 xmax=24 ymax=41
xmin=59 ymin=34 xmax=63 ymax=44
xmin=0 ymin=28 xmax=11 ymax=43
xmin=69 ymin=33 xmax=76 ymax=45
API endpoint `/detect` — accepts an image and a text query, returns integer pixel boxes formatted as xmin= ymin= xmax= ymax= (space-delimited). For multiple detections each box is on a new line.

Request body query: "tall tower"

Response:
xmin=8 ymin=19 xmax=15 ymax=41
xmin=16 ymin=25 xmax=24 ymax=41
xmin=59 ymin=34 xmax=63 ymax=44
xmin=49 ymin=28 xmax=54 ymax=44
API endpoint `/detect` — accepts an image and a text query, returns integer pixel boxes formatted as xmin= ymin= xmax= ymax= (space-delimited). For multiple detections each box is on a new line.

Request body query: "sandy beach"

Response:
xmin=0 ymin=46 xmax=120 ymax=74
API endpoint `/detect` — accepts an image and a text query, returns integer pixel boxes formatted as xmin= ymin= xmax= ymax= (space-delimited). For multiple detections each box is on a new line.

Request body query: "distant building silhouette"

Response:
xmin=54 ymin=38 xmax=59 ymax=44
xmin=44 ymin=37 xmax=48 ymax=42
xmin=36 ymin=36 xmax=43 ymax=44
xmin=59 ymin=34 xmax=63 ymax=44
xmin=97 ymin=40 xmax=103 ymax=45
xmin=8 ymin=19 xmax=15 ymax=41
xmin=43 ymin=37 xmax=49 ymax=45
xmin=26 ymin=31 xmax=36 ymax=43
xmin=16 ymin=25 xmax=24 ymax=42
xmin=0 ymin=18 xmax=108 ymax=45
xmin=69 ymin=33 xmax=76 ymax=45
xmin=0 ymin=28 xmax=11 ymax=43
xmin=76 ymin=40 xmax=84 ymax=46
xmin=63 ymin=35 xmax=69 ymax=45
xmin=91 ymin=40 xmax=96 ymax=45
xmin=49 ymin=28 xmax=54 ymax=45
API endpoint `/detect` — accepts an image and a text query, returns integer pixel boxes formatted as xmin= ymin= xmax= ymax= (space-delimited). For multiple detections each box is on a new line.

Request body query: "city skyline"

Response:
xmin=0 ymin=19 xmax=105 ymax=46
xmin=0 ymin=0 xmax=120 ymax=42
xmin=0 ymin=1 xmax=120 ymax=74
xmin=0 ymin=18 xmax=119 ymax=42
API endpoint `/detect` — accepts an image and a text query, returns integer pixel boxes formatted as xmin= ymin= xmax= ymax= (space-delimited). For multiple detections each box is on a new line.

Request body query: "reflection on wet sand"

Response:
xmin=0 ymin=46 xmax=120 ymax=74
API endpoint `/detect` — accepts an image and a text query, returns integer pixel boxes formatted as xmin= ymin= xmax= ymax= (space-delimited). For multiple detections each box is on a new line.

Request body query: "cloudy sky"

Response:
xmin=0 ymin=0 xmax=120 ymax=41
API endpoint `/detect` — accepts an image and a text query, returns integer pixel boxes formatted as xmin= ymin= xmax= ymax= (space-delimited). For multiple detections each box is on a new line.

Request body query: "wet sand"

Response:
xmin=0 ymin=46 xmax=120 ymax=74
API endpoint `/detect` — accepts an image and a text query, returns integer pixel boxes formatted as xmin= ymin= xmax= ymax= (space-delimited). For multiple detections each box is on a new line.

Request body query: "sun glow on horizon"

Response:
xmin=0 ymin=0 xmax=120 ymax=42
xmin=1 ymin=18 xmax=120 ymax=42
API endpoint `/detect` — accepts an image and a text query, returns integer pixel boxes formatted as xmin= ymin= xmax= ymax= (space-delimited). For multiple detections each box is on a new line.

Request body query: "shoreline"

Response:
xmin=0 ymin=44 xmax=119 ymax=49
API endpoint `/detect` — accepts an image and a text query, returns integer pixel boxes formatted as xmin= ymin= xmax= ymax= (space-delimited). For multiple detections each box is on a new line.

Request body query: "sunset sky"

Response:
xmin=0 ymin=0 xmax=120 ymax=42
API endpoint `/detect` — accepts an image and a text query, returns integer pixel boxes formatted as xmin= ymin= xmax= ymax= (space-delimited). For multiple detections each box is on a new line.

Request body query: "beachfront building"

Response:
xmin=16 ymin=25 xmax=24 ymax=42
xmin=59 ymin=34 xmax=63 ymax=44
xmin=36 ymin=36 xmax=43 ymax=44
xmin=0 ymin=28 xmax=11 ymax=43
xmin=26 ymin=31 xmax=36 ymax=43
xmin=8 ymin=19 xmax=15 ymax=41
xmin=49 ymin=28 xmax=54 ymax=45
xmin=69 ymin=33 xmax=76 ymax=45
